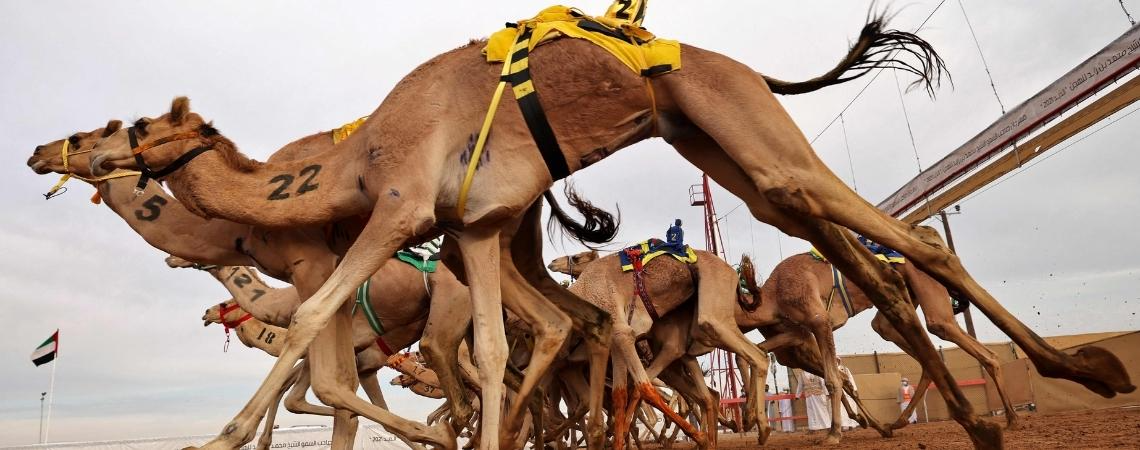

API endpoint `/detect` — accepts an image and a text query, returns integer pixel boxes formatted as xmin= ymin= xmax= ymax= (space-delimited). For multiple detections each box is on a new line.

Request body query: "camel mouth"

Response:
xmin=30 ymin=160 xmax=50 ymax=174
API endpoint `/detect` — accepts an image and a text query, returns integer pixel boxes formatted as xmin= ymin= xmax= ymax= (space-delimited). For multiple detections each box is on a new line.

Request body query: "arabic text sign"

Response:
xmin=878 ymin=25 xmax=1140 ymax=217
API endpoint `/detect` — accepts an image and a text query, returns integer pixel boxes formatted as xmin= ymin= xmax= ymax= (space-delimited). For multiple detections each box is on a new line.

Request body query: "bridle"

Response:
xmin=217 ymin=302 xmax=253 ymax=352
xmin=42 ymin=138 xmax=141 ymax=201
xmin=127 ymin=126 xmax=215 ymax=195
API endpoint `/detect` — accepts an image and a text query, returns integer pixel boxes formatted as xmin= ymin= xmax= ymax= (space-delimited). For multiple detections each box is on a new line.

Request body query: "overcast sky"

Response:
xmin=3 ymin=0 xmax=1140 ymax=445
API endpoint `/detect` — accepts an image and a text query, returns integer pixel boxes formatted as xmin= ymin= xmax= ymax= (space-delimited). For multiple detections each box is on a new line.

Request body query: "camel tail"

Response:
xmin=544 ymin=185 xmax=620 ymax=246
xmin=763 ymin=7 xmax=949 ymax=97
xmin=737 ymin=254 xmax=763 ymax=312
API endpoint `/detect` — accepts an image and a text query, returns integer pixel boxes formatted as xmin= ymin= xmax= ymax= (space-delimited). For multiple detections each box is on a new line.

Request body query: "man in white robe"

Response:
xmin=778 ymin=388 xmax=795 ymax=432
xmin=795 ymin=371 xmax=830 ymax=431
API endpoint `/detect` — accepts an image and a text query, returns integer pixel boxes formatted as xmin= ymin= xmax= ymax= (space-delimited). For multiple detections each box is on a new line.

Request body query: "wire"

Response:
xmin=894 ymin=71 xmax=925 ymax=173
xmin=810 ymin=0 xmax=949 ymax=144
xmin=958 ymin=0 xmax=1006 ymax=114
xmin=839 ymin=113 xmax=860 ymax=192
xmin=1121 ymin=0 xmax=1137 ymax=26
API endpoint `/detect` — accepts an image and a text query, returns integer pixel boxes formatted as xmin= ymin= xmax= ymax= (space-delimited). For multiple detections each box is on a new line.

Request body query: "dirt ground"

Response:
xmin=640 ymin=406 xmax=1140 ymax=449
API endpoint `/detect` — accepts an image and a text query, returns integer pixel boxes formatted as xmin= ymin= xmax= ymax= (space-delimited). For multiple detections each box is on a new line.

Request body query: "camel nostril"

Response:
xmin=34 ymin=145 xmax=45 ymax=154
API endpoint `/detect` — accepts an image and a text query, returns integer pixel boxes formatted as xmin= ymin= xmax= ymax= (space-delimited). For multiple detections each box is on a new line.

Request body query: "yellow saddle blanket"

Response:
xmin=809 ymin=247 xmax=906 ymax=265
xmin=483 ymin=5 xmax=681 ymax=76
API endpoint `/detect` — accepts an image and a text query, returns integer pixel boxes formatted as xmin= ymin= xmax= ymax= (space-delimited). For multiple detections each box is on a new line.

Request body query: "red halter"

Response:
xmin=218 ymin=302 xmax=253 ymax=352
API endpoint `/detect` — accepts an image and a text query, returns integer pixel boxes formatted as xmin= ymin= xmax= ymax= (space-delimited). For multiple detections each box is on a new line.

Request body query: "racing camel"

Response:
xmin=81 ymin=9 xmax=1132 ymax=449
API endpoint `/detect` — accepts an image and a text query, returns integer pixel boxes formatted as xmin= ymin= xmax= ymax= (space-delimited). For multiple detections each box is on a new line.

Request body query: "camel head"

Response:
xmin=546 ymin=250 xmax=599 ymax=277
xmin=90 ymin=96 xmax=220 ymax=177
xmin=27 ymin=120 xmax=123 ymax=176
xmin=202 ymin=299 xmax=243 ymax=327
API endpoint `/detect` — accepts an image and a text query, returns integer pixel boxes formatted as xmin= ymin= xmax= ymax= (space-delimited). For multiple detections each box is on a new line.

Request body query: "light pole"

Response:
xmin=39 ymin=391 xmax=46 ymax=444
xmin=938 ymin=205 xmax=977 ymax=338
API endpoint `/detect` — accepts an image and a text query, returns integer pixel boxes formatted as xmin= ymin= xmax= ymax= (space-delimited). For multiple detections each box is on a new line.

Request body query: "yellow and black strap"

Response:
xmin=500 ymin=25 xmax=571 ymax=181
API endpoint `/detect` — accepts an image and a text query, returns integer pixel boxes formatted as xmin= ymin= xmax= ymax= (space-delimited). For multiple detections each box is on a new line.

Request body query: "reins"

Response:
xmin=127 ymin=126 xmax=215 ymax=195
xmin=42 ymin=139 xmax=142 ymax=201
xmin=217 ymin=302 xmax=253 ymax=353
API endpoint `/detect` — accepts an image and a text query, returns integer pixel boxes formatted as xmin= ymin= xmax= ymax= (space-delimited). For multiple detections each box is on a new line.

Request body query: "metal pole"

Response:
xmin=939 ymin=210 xmax=977 ymax=338
xmin=39 ymin=392 xmax=46 ymax=444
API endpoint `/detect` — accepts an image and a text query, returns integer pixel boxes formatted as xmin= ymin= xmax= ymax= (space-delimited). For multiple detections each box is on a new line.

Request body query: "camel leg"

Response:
xmin=611 ymin=306 xmax=706 ymax=447
xmin=758 ymin=331 xmax=892 ymax=437
xmin=690 ymin=259 xmax=770 ymax=442
xmin=192 ymin=200 xmax=446 ymax=449
xmin=678 ymin=356 xmax=718 ymax=445
xmin=498 ymin=255 xmax=572 ymax=445
xmin=284 ymin=360 xmax=335 ymax=416
xmin=420 ymin=272 xmax=476 ymax=429
xmin=509 ymin=198 xmax=612 ymax=450
xmin=612 ymin=354 xmax=631 ymax=450
xmin=453 ymin=226 xmax=510 ymax=450
xmin=904 ymin=265 xmax=1023 ymax=430
xmin=667 ymin=128 xmax=1000 ymax=449
xmin=257 ymin=362 xmax=305 ymax=450
xmin=669 ymin=57 xmax=1132 ymax=400
xmin=802 ymin=315 xmax=845 ymax=445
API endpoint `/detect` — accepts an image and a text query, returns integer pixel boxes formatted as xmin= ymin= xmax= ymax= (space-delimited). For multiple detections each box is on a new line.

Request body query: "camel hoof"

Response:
xmin=757 ymin=426 xmax=771 ymax=445
xmin=967 ymin=420 xmax=1003 ymax=450
xmin=822 ymin=433 xmax=842 ymax=445
xmin=1072 ymin=346 xmax=1136 ymax=397
xmin=1004 ymin=419 xmax=1023 ymax=431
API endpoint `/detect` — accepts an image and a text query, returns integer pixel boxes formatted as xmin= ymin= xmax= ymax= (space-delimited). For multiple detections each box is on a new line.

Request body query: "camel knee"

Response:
xmin=925 ymin=322 xmax=955 ymax=341
xmin=762 ymin=185 xmax=816 ymax=216
xmin=311 ymin=382 xmax=353 ymax=409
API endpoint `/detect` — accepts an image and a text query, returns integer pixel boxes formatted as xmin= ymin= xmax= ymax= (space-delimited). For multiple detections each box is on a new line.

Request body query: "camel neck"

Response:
xmin=163 ymin=137 xmax=373 ymax=228
xmin=206 ymin=266 xmax=298 ymax=327
xmin=94 ymin=177 xmax=250 ymax=267
xmin=234 ymin=318 xmax=286 ymax=357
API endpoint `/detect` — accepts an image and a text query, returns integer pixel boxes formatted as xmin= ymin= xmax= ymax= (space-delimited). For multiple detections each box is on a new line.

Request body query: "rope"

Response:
xmin=1121 ymin=0 xmax=1137 ymax=26
xmin=958 ymin=0 xmax=1006 ymax=114
xmin=810 ymin=0 xmax=948 ymax=144
xmin=838 ymin=113 xmax=859 ymax=193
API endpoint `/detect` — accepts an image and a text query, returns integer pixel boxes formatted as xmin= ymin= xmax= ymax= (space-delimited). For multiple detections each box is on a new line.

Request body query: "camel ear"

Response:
xmin=102 ymin=120 xmax=122 ymax=137
xmin=170 ymin=96 xmax=191 ymax=124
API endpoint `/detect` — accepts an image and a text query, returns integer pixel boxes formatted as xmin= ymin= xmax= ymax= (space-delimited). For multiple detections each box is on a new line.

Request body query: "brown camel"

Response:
xmin=84 ymin=10 xmax=1133 ymax=450
xmin=36 ymin=117 xmax=623 ymax=449
xmin=549 ymin=251 xmax=890 ymax=443
xmin=545 ymin=247 xmax=769 ymax=446
xmin=33 ymin=11 xmax=964 ymax=448
xmin=727 ymin=244 xmax=1026 ymax=442
xmin=28 ymin=125 xmax=487 ymax=448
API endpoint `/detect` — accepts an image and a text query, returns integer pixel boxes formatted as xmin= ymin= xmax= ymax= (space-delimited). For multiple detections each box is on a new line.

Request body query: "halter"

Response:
xmin=217 ymin=302 xmax=253 ymax=352
xmin=127 ymin=126 xmax=215 ymax=195
xmin=42 ymin=138 xmax=141 ymax=201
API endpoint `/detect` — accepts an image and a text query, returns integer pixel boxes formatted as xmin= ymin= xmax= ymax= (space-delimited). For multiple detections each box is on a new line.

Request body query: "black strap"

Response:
xmin=502 ymin=26 xmax=571 ymax=181
xmin=576 ymin=19 xmax=631 ymax=42
xmin=134 ymin=145 xmax=214 ymax=191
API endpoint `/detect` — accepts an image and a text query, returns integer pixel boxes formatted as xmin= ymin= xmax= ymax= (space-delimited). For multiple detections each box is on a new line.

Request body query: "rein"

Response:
xmin=43 ymin=139 xmax=141 ymax=201
xmin=217 ymin=302 xmax=253 ymax=352
xmin=127 ymin=127 xmax=214 ymax=195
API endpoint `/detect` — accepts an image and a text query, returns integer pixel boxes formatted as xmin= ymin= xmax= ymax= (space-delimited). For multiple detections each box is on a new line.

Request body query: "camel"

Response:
xmin=34 ymin=117 xmax=626 ymax=449
xmin=19 ymin=12 xmax=953 ymax=449
xmin=727 ymin=244 xmax=1026 ymax=440
xmin=543 ymin=245 xmax=769 ymax=447
xmin=548 ymin=250 xmax=890 ymax=444
xmin=28 ymin=124 xmax=491 ymax=448
xmin=82 ymin=9 xmax=1134 ymax=450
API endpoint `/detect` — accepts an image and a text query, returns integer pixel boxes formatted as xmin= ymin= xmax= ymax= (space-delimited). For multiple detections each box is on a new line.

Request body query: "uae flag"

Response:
xmin=31 ymin=330 xmax=59 ymax=367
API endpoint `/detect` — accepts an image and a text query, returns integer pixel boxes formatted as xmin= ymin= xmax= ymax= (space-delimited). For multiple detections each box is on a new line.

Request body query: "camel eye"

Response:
xmin=68 ymin=135 xmax=80 ymax=146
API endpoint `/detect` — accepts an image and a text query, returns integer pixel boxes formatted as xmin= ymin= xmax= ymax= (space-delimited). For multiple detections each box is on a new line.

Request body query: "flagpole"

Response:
xmin=45 ymin=331 xmax=58 ymax=443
